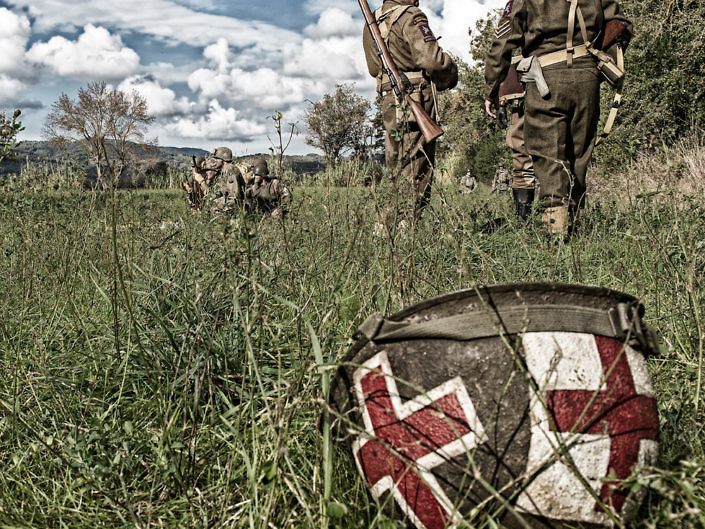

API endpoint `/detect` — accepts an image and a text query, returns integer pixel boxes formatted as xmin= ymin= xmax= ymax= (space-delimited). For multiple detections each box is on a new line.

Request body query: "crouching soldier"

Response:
xmin=201 ymin=146 xmax=246 ymax=214
xmin=245 ymin=162 xmax=291 ymax=218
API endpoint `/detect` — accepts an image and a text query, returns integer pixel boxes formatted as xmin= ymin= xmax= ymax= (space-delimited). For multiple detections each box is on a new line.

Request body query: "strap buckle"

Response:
xmin=608 ymin=303 xmax=660 ymax=355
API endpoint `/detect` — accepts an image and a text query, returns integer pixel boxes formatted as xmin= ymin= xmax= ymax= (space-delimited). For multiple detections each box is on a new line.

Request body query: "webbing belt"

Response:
xmin=354 ymin=302 xmax=659 ymax=355
xmin=538 ymin=44 xmax=590 ymax=67
xmin=378 ymin=71 xmax=426 ymax=92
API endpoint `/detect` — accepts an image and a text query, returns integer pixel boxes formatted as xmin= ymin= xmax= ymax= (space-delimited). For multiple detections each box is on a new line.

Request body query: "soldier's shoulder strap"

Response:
xmin=374 ymin=5 xmax=411 ymax=43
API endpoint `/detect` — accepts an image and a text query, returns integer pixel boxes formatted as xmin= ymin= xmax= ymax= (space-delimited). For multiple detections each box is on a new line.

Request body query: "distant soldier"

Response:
xmin=362 ymin=0 xmax=458 ymax=220
xmin=492 ymin=162 xmax=511 ymax=193
xmin=484 ymin=0 xmax=631 ymax=239
xmin=244 ymin=163 xmax=291 ymax=218
xmin=485 ymin=1 xmax=537 ymax=222
xmin=459 ymin=169 xmax=477 ymax=195
xmin=200 ymin=146 xmax=246 ymax=213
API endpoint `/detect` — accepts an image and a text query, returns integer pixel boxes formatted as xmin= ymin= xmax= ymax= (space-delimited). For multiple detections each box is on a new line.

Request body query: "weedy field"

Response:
xmin=0 ymin=162 xmax=704 ymax=528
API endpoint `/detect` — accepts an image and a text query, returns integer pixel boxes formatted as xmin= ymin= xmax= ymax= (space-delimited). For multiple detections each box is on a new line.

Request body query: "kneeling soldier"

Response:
xmin=202 ymin=146 xmax=246 ymax=214
xmin=245 ymin=163 xmax=291 ymax=218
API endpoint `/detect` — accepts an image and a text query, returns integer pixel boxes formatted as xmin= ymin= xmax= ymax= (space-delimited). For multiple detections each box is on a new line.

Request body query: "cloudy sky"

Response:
xmin=0 ymin=0 xmax=501 ymax=155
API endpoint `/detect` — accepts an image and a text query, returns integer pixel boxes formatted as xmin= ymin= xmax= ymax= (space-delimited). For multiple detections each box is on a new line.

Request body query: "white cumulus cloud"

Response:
xmin=167 ymin=99 xmax=266 ymax=141
xmin=0 ymin=8 xmax=31 ymax=76
xmin=283 ymin=35 xmax=366 ymax=81
xmin=26 ymin=24 xmax=140 ymax=80
xmin=0 ymin=74 xmax=29 ymax=103
xmin=4 ymin=0 xmax=300 ymax=51
xmin=118 ymin=75 xmax=193 ymax=117
xmin=303 ymin=7 xmax=358 ymax=38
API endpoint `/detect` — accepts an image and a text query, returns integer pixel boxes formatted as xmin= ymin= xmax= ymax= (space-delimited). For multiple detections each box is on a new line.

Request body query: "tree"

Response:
xmin=304 ymin=83 xmax=371 ymax=165
xmin=0 ymin=109 xmax=24 ymax=164
xmin=44 ymin=81 xmax=155 ymax=189
xmin=435 ymin=13 xmax=510 ymax=181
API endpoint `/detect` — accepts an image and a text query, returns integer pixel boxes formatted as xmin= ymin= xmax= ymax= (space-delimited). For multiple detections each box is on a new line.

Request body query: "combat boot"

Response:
xmin=512 ymin=188 xmax=535 ymax=222
xmin=541 ymin=205 xmax=570 ymax=243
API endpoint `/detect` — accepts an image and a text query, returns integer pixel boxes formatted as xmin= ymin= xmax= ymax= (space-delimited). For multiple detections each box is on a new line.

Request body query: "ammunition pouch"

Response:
xmin=587 ymin=46 xmax=624 ymax=87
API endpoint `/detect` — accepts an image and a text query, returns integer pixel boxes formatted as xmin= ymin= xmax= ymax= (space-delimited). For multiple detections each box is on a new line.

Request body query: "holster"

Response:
xmin=516 ymin=56 xmax=550 ymax=98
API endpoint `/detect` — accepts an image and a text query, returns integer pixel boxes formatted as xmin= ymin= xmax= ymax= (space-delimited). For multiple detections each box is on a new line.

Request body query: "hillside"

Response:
xmin=0 ymin=140 xmax=326 ymax=178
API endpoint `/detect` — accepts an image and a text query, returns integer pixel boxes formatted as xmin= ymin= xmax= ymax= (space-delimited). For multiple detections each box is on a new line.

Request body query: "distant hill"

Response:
xmin=0 ymin=140 xmax=326 ymax=178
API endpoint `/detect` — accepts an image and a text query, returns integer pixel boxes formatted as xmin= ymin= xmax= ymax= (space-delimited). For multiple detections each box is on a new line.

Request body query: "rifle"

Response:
xmin=358 ymin=0 xmax=443 ymax=143
xmin=592 ymin=19 xmax=629 ymax=146
xmin=181 ymin=155 xmax=205 ymax=209
xmin=600 ymin=20 xmax=630 ymax=51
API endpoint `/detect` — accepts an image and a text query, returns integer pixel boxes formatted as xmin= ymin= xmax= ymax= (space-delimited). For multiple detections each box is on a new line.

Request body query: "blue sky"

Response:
xmin=0 ymin=0 xmax=500 ymax=155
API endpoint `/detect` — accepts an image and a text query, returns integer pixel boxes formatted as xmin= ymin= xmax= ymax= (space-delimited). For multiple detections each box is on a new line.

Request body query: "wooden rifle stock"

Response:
xmin=358 ymin=0 xmax=443 ymax=143
xmin=600 ymin=20 xmax=629 ymax=50
xmin=185 ymin=155 xmax=204 ymax=209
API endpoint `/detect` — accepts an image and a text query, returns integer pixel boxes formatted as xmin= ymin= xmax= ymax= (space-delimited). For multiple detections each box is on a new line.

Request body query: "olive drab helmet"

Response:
xmin=210 ymin=146 xmax=233 ymax=162
xmin=252 ymin=157 xmax=268 ymax=177
xmin=203 ymin=157 xmax=220 ymax=171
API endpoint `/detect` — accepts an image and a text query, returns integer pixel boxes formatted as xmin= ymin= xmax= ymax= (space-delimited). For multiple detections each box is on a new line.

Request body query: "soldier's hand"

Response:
xmin=271 ymin=208 xmax=280 ymax=218
xmin=497 ymin=106 xmax=508 ymax=129
xmin=485 ymin=99 xmax=497 ymax=119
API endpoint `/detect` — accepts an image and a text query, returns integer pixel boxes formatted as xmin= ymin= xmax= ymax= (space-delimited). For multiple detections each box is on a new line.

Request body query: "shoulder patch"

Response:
xmin=503 ymin=0 xmax=514 ymax=17
xmin=417 ymin=22 xmax=436 ymax=42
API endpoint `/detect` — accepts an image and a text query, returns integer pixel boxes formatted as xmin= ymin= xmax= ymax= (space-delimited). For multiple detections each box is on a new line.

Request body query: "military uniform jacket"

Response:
xmin=486 ymin=1 xmax=524 ymax=103
xmin=245 ymin=178 xmax=290 ymax=214
xmin=493 ymin=168 xmax=511 ymax=191
xmin=203 ymin=163 xmax=244 ymax=212
xmin=484 ymin=0 xmax=632 ymax=100
xmin=362 ymin=0 xmax=457 ymax=93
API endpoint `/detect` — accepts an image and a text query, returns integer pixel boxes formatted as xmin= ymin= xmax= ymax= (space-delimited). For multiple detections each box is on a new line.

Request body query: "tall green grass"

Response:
xmin=0 ymin=142 xmax=704 ymax=527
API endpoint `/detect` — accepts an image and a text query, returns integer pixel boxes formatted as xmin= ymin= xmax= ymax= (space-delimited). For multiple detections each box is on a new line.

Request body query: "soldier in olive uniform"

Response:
xmin=484 ymin=0 xmax=631 ymax=238
xmin=244 ymin=162 xmax=291 ymax=218
xmin=200 ymin=146 xmax=246 ymax=214
xmin=485 ymin=1 xmax=537 ymax=222
xmin=362 ymin=0 xmax=457 ymax=219
xmin=492 ymin=162 xmax=511 ymax=193
xmin=459 ymin=169 xmax=477 ymax=195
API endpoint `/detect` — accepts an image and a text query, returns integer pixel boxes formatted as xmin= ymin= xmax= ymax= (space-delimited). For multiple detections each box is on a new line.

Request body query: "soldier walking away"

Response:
xmin=485 ymin=1 xmax=538 ymax=222
xmin=459 ymin=169 xmax=477 ymax=195
xmin=362 ymin=0 xmax=457 ymax=222
xmin=484 ymin=0 xmax=631 ymax=241
xmin=244 ymin=162 xmax=291 ymax=218
xmin=492 ymin=162 xmax=511 ymax=193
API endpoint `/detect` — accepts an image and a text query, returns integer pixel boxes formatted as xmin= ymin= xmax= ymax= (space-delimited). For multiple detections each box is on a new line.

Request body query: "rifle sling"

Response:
xmin=595 ymin=45 xmax=624 ymax=146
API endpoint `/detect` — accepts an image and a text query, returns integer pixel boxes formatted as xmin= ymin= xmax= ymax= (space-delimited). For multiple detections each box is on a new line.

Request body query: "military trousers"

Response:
xmin=524 ymin=58 xmax=601 ymax=209
xmin=506 ymin=103 xmax=537 ymax=190
xmin=381 ymin=85 xmax=436 ymax=217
